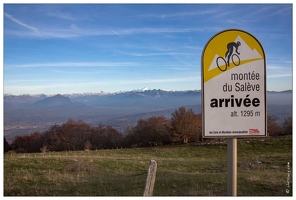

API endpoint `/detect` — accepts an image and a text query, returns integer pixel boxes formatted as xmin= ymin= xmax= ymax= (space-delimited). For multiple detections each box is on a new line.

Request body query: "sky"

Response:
xmin=2 ymin=2 xmax=293 ymax=95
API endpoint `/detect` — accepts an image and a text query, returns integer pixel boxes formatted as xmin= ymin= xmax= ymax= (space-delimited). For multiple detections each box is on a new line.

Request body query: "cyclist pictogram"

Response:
xmin=216 ymin=41 xmax=241 ymax=71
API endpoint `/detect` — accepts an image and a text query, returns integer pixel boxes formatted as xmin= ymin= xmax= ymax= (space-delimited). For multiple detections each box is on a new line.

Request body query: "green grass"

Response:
xmin=4 ymin=135 xmax=292 ymax=196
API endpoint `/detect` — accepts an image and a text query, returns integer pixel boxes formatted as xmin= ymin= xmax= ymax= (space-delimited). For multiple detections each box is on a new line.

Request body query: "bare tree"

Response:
xmin=61 ymin=119 xmax=91 ymax=151
xmin=131 ymin=116 xmax=171 ymax=147
xmin=40 ymin=145 xmax=47 ymax=153
xmin=84 ymin=140 xmax=92 ymax=150
xmin=267 ymin=116 xmax=283 ymax=136
xmin=282 ymin=116 xmax=292 ymax=135
xmin=171 ymin=107 xmax=200 ymax=144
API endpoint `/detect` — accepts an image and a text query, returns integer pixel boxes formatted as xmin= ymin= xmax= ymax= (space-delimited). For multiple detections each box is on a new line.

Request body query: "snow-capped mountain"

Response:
xmin=133 ymin=87 xmax=150 ymax=92
xmin=3 ymin=89 xmax=292 ymax=142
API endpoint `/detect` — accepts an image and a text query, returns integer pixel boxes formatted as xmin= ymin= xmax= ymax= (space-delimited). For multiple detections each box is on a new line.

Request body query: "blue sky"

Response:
xmin=3 ymin=3 xmax=293 ymax=95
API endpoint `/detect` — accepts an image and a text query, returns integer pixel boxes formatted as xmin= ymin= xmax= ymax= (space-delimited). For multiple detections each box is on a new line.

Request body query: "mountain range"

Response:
xmin=4 ymin=89 xmax=292 ymax=142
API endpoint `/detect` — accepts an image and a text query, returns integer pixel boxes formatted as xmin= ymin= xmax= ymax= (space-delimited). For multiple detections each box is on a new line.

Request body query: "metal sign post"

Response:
xmin=201 ymin=29 xmax=267 ymax=196
xmin=227 ymin=138 xmax=237 ymax=196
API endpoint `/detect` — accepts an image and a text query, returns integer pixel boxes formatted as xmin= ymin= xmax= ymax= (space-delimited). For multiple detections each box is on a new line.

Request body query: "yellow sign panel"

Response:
xmin=202 ymin=29 xmax=267 ymax=138
xmin=203 ymin=30 xmax=265 ymax=83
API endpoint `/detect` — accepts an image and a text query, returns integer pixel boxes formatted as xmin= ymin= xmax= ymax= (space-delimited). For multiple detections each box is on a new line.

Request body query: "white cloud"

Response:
xmin=267 ymin=65 xmax=292 ymax=70
xmin=267 ymin=74 xmax=292 ymax=78
xmin=5 ymin=62 xmax=141 ymax=69
xmin=47 ymin=11 xmax=76 ymax=20
xmin=4 ymin=12 xmax=40 ymax=35
xmin=116 ymin=50 xmax=194 ymax=57
xmin=5 ymin=23 xmax=211 ymax=39
xmin=70 ymin=24 xmax=79 ymax=30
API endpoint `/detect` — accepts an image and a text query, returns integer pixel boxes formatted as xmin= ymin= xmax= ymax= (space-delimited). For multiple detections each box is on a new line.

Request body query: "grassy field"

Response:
xmin=4 ymin=135 xmax=292 ymax=196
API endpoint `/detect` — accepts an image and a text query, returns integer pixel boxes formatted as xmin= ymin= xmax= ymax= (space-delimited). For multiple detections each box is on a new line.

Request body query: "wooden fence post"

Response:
xmin=143 ymin=160 xmax=157 ymax=196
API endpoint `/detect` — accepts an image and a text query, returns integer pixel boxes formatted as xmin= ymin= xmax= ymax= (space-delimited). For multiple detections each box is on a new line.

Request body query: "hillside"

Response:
xmin=32 ymin=94 xmax=72 ymax=108
xmin=4 ymin=135 xmax=292 ymax=196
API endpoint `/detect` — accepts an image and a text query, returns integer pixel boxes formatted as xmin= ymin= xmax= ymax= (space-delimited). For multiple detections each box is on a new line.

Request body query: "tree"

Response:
xmin=4 ymin=137 xmax=11 ymax=153
xmin=123 ymin=126 xmax=137 ymax=148
xmin=40 ymin=145 xmax=47 ymax=153
xmin=12 ymin=131 xmax=44 ymax=153
xmin=84 ymin=140 xmax=92 ymax=150
xmin=11 ymin=135 xmax=29 ymax=153
xmin=44 ymin=124 xmax=67 ymax=151
xmin=267 ymin=116 xmax=283 ymax=136
xmin=170 ymin=107 xmax=200 ymax=144
xmin=130 ymin=116 xmax=171 ymax=147
xmin=196 ymin=114 xmax=203 ymax=141
xmin=60 ymin=119 xmax=91 ymax=151
xmin=10 ymin=120 xmax=123 ymax=152
xmin=282 ymin=116 xmax=292 ymax=135
xmin=105 ymin=125 xmax=123 ymax=149
xmin=88 ymin=124 xmax=107 ymax=149
xmin=29 ymin=132 xmax=45 ymax=152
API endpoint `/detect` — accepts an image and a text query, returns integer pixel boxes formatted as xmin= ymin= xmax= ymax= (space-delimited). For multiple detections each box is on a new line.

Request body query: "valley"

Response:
xmin=3 ymin=89 xmax=292 ymax=142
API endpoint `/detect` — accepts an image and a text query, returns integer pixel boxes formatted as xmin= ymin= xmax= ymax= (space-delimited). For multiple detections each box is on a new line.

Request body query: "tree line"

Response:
xmin=4 ymin=106 xmax=292 ymax=153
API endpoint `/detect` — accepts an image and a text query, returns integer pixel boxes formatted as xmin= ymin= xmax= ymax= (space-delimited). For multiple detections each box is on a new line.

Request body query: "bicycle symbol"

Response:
xmin=216 ymin=41 xmax=241 ymax=72
xmin=216 ymin=54 xmax=240 ymax=71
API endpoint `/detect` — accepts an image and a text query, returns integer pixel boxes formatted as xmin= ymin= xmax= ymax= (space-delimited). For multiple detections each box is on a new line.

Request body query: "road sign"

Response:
xmin=202 ymin=29 xmax=267 ymax=138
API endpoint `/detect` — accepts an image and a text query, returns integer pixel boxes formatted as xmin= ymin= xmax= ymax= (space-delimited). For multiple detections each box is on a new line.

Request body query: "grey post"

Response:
xmin=143 ymin=160 xmax=157 ymax=196
xmin=227 ymin=138 xmax=237 ymax=196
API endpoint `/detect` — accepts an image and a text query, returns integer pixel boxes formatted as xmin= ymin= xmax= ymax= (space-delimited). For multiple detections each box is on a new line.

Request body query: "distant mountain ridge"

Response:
xmin=4 ymin=89 xmax=292 ymax=110
xmin=4 ymin=89 xmax=203 ymax=109
xmin=33 ymin=94 xmax=72 ymax=108
xmin=4 ymin=89 xmax=292 ymax=142
xmin=4 ymin=88 xmax=291 ymax=97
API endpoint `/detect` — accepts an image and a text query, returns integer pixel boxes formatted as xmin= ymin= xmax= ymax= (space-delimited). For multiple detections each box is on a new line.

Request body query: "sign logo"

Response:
xmin=202 ymin=29 xmax=267 ymax=138
xmin=216 ymin=40 xmax=241 ymax=71
xmin=249 ymin=128 xmax=260 ymax=135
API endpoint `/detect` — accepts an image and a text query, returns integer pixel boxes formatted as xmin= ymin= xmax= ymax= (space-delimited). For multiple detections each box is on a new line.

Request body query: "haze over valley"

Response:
xmin=4 ymin=89 xmax=292 ymax=142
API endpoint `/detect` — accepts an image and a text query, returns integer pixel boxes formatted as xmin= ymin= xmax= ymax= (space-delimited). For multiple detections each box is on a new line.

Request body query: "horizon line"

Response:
xmin=3 ymin=88 xmax=293 ymax=96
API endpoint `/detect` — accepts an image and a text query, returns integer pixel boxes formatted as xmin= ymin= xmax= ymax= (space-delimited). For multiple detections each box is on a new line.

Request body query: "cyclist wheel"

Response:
xmin=232 ymin=54 xmax=240 ymax=66
xmin=216 ymin=57 xmax=227 ymax=71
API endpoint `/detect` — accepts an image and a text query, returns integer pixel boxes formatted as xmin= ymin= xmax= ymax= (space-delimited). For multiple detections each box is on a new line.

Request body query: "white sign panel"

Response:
xmin=202 ymin=29 xmax=267 ymax=138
